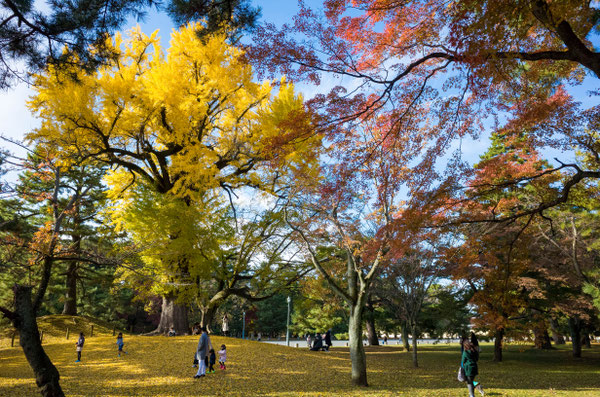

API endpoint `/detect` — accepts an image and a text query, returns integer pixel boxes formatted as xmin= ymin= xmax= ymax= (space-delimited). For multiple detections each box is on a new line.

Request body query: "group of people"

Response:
xmin=460 ymin=332 xmax=484 ymax=397
xmin=74 ymin=331 xmax=127 ymax=362
xmin=72 ymin=320 xmax=484 ymax=393
xmin=306 ymin=330 xmax=332 ymax=351
xmin=193 ymin=326 xmax=227 ymax=378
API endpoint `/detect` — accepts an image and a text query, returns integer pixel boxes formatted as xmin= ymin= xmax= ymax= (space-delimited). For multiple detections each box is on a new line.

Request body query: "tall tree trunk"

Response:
xmin=550 ymin=318 xmax=565 ymax=344
xmin=153 ymin=295 xmax=189 ymax=335
xmin=410 ymin=323 xmax=418 ymax=368
xmin=201 ymin=305 xmax=218 ymax=332
xmin=62 ymin=262 xmax=78 ymax=315
xmin=12 ymin=285 xmax=64 ymax=397
xmin=62 ymin=209 xmax=82 ymax=315
xmin=365 ymin=301 xmax=379 ymax=346
xmin=569 ymin=316 xmax=582 ymax=358
xmin=402 ymin=322 xmax=411 ymax=351
xmin=348 ymin=304 xmax=368 ymax=386
xmin=493 ymin=328 xmax=504 ymax=362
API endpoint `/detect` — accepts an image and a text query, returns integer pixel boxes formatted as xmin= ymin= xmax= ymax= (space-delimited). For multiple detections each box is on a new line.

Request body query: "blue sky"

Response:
xmin=0 ymin=0 xmax=598 ymax=170
xmin=0 ymin=0 xmax=324 ymax=159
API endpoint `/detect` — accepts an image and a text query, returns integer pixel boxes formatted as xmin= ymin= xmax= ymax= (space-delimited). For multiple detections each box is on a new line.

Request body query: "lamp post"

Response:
xmin=242 ymin=311 xmax=246 ymax=339
xmin=286 ymin=296 xmax=291 ymax=346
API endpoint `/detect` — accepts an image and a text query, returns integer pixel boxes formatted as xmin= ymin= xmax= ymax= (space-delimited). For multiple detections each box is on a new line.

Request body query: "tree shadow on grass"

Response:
xmin=0 ymin=337 xmax=598 ymax=396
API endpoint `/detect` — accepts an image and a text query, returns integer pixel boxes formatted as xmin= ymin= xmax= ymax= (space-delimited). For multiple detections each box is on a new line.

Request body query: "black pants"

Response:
xmin=465 ymin=375 xmax=476 ymax=397
xmin=209 ymin=362 xmax=214 ymax=371
xmin=77 ymin=351 xmax=81 ymax=360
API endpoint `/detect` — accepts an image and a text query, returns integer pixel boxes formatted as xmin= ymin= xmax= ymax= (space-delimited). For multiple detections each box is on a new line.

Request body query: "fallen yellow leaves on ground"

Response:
xmin=0 ymin=335 xmax=599 ymax=396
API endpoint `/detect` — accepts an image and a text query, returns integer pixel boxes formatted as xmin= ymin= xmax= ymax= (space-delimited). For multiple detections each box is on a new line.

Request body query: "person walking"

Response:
xmin=116 ymin=332 xmax=127 ymax=357
xmin=324 ymin=330 xmax=332 ymax=351
xmin=222 ymin=314 xmax=229 ymax=337
xmin=208 ymin=348 xmax=216 ymax=373
xmin=194 ymin=327 xmax=209 ymax=378
xmin=306 ymin=334 xmax=312 ymax=349
xmin=75 ymin=332 xmax=85 ymax=362
xmin=218 ymin=344 xmax=227 ymax=370
xmin=461 ymin=339 xmax=485 ymax=396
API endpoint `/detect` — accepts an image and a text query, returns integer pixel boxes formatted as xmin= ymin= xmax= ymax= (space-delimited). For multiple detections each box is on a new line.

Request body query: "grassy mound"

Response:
xmin=0 ymin=314 xmax=125 ymax=341
xmin=0 ymin=335 xmax=599 ymax=396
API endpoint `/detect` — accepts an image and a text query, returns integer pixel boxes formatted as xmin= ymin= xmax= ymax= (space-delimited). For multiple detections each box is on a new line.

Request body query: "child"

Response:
xmin=208 ymin=348 xmax=216 ymax=373
xmin=75 ymin=332 xmax=85 ymax=362
xmin=218 ymin=344 xmax=227 ymax=370
xmin=116 ymin=332 xmax=127 ymax=357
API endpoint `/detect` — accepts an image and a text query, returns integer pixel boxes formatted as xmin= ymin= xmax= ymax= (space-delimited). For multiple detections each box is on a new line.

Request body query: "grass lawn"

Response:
xmin=0 ymin=327 xmax=599 ymax=396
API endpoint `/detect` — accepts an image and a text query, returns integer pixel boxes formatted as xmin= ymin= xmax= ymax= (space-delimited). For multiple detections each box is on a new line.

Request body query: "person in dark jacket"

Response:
xmin=311 ymin=333 xmax=324 ymax=351
xmin=208 ymin=348 xmax=216 ymax=373
xmin=75 ymin=332 xmax=85 ymax=362
xmin=461 ymin=340 xmax=485 ymax=396
xmin=324 ymin=330 xmax=332 ymax=351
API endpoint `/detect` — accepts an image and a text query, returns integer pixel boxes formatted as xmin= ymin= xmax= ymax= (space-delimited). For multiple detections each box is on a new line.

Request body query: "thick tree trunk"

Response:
xmin=493 ymin=328 xmax=504 ymax=362
xmin=411 ymin=324 xmax=418 ymax=368
xmin=365 ymin=302 xmax=379 ymax=346
xmin=348 ymin=304 xmax=368 ymax=386
xmin=201 ymin=305 xmax=218 ymax=332
xmin=402 ymin=323 xmax=411 ymax=351
xmin=533 ymin=327 xmax=552 ymax=349
xmin=13 ymin=285 xmax=64 ymax=397
xmin=569 ymin=316 xmax=582 ymax=358
xmin=62 ymin=262 xmax=77 ymax=315
xmin=62 ymin=220 xmax=81 ymax=315
xmin=153 ymin=295 xmax=189 ymax=335
xmin=550 ymin=318 xmax=565 ymax=344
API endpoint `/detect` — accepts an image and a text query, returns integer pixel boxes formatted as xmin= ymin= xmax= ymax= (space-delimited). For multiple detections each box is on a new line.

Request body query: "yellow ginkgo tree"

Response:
xmin=27 ymin=23 xmax=321 ymax=334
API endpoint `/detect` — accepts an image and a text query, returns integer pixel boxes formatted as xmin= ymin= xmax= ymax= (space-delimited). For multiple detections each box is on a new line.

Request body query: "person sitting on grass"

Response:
xmin=75 ymin=332 xmax=85 ymax=362
xmin=116 ymin=332 xmax=127 ymax=357
xmin=461 ymin=339 xmax=485 ymax=396
xmin=168 ymin=326 xmax=177 ymax=337
xmin=218 ymin=344 xmax=227 ymax=370
xmin=311 ymin=333 xmax=324 ymax=351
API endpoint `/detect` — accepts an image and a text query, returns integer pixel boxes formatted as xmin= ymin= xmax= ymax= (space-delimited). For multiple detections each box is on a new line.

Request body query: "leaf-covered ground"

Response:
xmin=1 ymin=334 xmax=599 ymax=396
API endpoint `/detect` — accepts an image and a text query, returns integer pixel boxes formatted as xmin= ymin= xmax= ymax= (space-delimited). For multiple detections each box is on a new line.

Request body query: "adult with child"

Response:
xmin=194 ymin=327 xmax=210 ymax=378
xmin=461 ymin=339 xmax=485 ymax=396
